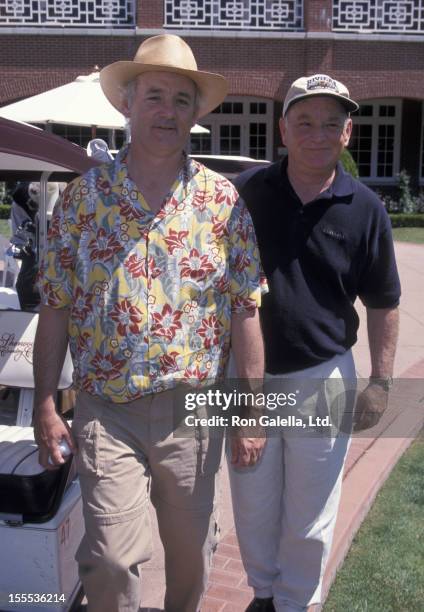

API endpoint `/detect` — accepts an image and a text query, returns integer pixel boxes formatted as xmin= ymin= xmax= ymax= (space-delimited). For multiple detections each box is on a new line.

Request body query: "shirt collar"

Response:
xmin=265 ymin=155 xmax=355 ymax=201
xmin=113 ymin=144 xmax=199 ymax=188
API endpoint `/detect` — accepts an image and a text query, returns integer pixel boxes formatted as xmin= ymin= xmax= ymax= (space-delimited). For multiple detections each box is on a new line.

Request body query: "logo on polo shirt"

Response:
xmin=307 ymin=75 xmax=338 ymax=92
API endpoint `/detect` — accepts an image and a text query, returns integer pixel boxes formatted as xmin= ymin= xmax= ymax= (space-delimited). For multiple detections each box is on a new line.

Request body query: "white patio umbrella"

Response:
xmin=0 ymin=71 xmax=209 ymax=134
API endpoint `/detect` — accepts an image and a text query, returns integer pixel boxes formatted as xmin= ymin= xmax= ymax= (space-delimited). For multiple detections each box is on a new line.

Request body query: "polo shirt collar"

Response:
xmin=265 ymin=155 xmax=355 ymax=201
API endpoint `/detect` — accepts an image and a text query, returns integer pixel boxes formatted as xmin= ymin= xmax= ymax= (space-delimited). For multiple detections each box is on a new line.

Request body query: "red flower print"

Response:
xmin=72 ymin=287 xmax=92 ymax=321
xmin=192 ymin=190 xmax=214 ymax=212
xmin=179 ymin=248 xmax=216 ymax=281
xmin=235 ymin=207 xmax=253 ymax=242
xmin=124 ymin=254 xmax=161 ymax=279
xmin=232 ymin=295 xmax=257 ymax=311
xmin=164 ymin=229 xmax=189 ymax=254
xmin=76 ymin=331 xmax=91 ymax=354
xmin=82 ymin=378 xmax=96 ymax=394
xmin=47 ymin=214 xmax=61 ymax=239
xmin=120 ymin=199 xmax=146 ymax=222
xmin=215 ymin=180 xmax=235 ymax=205
xmin=96 ymin=176 xmax=112 ymax=196
xmin=234 ymin=251 xmax=251 ymax=273
xmin=61 ymin=185 xmax=73 ymax=211
xmin=109 ymin=299 xmax=143 ymax=336
xmin=91 ymin=351 xmax=126 ymax=381
xmin=76 ymin=212 xmax=96 ymax=232
xmin=211 ymin=215 xmax=229 ymax=239
xmin=197 ymin=315 xmax=222 ymax=349
xmin=59 ymin=246 xmax=74 ymax=270
xmin=125 ymin=253 xmax=145 ymax=278
xmin=151 ymin=304 xmax=183 ymax=341
xmin=215 ymin=275 xmax=230 ymax=294
xmin=88 ymin=227 xmax=123 ymax=262
xmin=159 ymin=351 xmax=180 ymax=375
xmin=183 ymin=364 xmax=209 ymax=383
xmin=42 ymin=281 xmax=61 ymax=307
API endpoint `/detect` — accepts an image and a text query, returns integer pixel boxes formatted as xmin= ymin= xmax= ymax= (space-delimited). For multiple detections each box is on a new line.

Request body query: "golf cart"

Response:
xmin=0 ymin=117 xmax=100 ymax=612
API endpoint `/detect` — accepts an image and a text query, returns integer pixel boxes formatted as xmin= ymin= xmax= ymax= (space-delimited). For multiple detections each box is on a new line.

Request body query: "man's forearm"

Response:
xmin=34 ymin=304 xmax=70 ymax=412
xmin=366 ymin=306 xmax=399 ymax=377
xmin=230 ymin=309 xmax=264 ymax=382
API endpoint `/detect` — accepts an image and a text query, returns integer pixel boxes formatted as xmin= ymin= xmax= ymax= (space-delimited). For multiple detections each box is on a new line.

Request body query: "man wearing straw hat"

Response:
xmin=33 ymin=34 xmax=266 ymax=612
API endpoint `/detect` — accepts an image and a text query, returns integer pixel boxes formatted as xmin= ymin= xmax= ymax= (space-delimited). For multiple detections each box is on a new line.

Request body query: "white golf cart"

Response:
xmin=0 ymin=118 xmax=100 ymax=612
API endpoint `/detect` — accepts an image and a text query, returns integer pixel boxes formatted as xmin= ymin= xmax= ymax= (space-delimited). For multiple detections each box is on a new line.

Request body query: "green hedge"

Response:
xmin=389 ymin=214 xmax=424 ymax=228
xmin=1 ymin=206 xmax=423 ymax=228
xmin=0 ymin=204 xmax=11 ymax=220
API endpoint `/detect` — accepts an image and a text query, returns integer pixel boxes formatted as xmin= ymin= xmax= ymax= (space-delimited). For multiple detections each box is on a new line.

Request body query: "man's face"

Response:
xmin=124 ymin=71 xmax=198 ymax=157
xmin=279 ymin=97 xmax=352 ymax=174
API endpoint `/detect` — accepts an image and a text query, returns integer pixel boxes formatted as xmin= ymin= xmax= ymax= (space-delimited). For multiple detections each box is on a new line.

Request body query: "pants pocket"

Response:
xmin=72 ymin=416 xmax=103 ymax=478
xmin=194 ymin=406 xmax=224 ymax=476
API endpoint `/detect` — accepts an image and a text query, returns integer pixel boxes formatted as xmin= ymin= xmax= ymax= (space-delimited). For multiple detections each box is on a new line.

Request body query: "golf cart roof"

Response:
xmin=0 ymin=117 xmax=99 ymax=181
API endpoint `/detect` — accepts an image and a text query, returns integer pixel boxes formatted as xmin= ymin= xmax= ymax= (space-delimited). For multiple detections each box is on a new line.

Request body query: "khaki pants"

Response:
xmin=72 ymin=390 xmax=223 ymax=612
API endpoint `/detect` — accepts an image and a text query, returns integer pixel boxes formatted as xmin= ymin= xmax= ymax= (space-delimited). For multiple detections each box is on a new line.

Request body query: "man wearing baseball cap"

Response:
xmin=229 ymin=75 xmax=400 ymax=611
xmin=33 ymin=34 xmax=266 ymax=612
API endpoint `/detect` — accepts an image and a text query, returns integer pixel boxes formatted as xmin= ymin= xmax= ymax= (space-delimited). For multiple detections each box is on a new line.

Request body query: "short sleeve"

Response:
xmin=38 ymin=181 xmax=79 ymax=309
xmin=358 ymin=209 xmax=401 ymax=309
xmin=228 ymin=195 xmax=268 ymax=313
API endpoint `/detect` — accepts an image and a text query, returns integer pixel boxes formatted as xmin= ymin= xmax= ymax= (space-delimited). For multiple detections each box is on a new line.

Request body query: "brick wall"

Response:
xmin=2 ymin=32 xmax=424 ymax=105
xmin=305 ymin=0 xmax=332 ymax=32
xmin=137 ymin=0 xmax=164 ymax=29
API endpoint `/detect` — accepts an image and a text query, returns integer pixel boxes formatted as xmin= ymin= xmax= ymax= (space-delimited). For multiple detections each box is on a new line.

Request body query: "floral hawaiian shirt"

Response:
xmin=39 ymin=146 xmax=267 ymax=403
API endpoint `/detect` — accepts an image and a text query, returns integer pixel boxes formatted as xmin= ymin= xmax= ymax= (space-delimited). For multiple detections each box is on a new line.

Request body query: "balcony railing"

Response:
xmin=164 ymin=0 xmax=303 ymax=31
xmin=333 ymin=0 xmax=424 ymax=34
xmin=0 ymin=0 xmax=135 ymax=27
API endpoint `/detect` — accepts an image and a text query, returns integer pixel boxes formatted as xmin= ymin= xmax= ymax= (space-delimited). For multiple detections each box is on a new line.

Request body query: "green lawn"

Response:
xmin=1 ymin=221 xmax=423 ymax=244
xmin=324 ymin=431 xmax=424 ymax=611
xmin=392 ymin=227 xmax=424 ymax=244
xmin=0 ymin=220 xmax=10 ymax=238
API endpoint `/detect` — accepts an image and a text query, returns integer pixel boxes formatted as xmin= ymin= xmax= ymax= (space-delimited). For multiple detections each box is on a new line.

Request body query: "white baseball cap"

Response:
xmin=283 ymin=74 xmax=359 ymax=116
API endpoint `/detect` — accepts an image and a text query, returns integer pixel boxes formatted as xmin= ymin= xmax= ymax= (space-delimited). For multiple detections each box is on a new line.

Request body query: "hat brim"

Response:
xmin=100 ymin=61 xmax=228 ymax=119
xmin=284 ymin=91 xmax=359 ymax=116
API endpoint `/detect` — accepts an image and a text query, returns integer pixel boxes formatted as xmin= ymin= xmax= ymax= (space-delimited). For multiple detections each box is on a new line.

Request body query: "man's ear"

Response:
xmin=343 ymin=117 xmax=353 ymax=147
xmin=121 ymin=98 xmax=131 ymax=119
xmin=279 ymin=116 xmax=287 ymax=147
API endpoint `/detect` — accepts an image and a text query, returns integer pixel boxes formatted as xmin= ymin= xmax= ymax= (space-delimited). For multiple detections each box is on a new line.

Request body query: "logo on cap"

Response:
xmin=306 ymin=75 xmax=338 ymax=92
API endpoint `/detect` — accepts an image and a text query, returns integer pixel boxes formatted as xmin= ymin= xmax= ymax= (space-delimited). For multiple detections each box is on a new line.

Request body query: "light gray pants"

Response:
xmin=228 ymin=351 xmax=356 ymax=612
xmin=72 ymin=390 xmax=223 ymax=612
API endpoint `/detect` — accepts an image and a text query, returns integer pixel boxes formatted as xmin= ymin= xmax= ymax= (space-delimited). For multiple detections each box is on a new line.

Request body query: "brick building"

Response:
xmin=1 ymin=0 xmax=424 ymax=187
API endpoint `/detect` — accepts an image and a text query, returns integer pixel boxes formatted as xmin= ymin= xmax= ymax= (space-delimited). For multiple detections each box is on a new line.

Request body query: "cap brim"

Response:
xmin=100 ymin=61 xmax=228 ymax=118
xmin=284 ymin=91 xmax=359 ymax=116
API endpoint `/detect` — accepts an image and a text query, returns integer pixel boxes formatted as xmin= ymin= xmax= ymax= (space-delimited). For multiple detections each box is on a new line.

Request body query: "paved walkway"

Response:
xmin=134 ymin=242 xmax=424 ymax=612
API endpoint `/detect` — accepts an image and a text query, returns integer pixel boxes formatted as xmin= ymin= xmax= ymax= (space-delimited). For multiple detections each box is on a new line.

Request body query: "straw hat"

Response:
xmin=100 ymin=34 xmax=228 ymax=118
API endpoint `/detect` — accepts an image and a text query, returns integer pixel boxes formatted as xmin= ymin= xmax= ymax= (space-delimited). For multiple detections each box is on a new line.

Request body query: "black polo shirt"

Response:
xmin=235 ymin=158 xmax=401 ymax=374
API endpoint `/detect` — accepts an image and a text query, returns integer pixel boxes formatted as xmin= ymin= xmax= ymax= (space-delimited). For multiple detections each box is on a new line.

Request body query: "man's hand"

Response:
xmin=230 ymin=421 xmax=266 ymax=467
xmin=34 ymin=398 xmax=77 ymax=470
xmin=353 ymin=383 xmax=389 ymax=432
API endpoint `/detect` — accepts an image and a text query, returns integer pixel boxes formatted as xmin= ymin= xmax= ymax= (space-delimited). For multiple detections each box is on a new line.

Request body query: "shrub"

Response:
xmin=341 ymin=149 xmax=359 ymax=178
xmin=389 ymin=214 xmax=424 ymax=228
xmin=0 ymin=204 xmax=11 ymax=219
xmin=398 ymin=170 xmax=418 ymax=214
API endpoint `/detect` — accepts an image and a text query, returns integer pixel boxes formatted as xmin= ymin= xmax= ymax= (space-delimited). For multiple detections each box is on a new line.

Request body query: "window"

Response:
xmin=51 ymin=124 xmax=120 ymax=149
xmin=193 ymin=96 xmax=273 ymax=160
xmin=349 ymin=100 xmax=401 ymax=182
